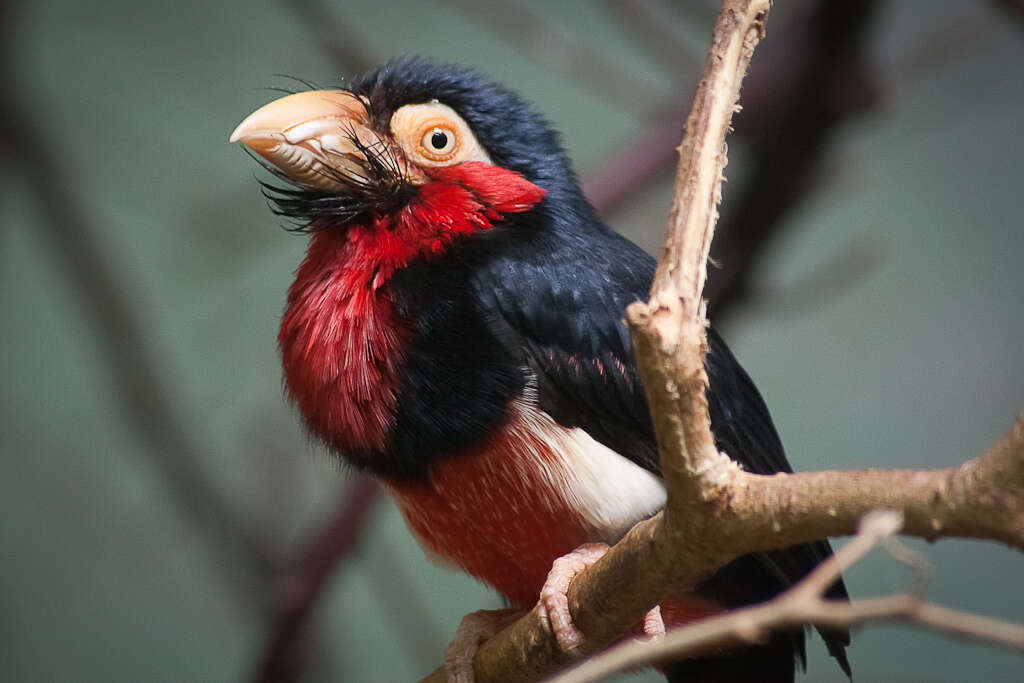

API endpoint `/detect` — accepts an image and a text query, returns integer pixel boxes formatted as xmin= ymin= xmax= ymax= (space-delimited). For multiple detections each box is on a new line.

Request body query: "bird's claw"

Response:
xmin=642 ymin=604 xmax=665 ymax=641
xmin=536 ymin=542 xmax=610 ymax=653
xmin=537 ymin=542 xmax=666 ymax=654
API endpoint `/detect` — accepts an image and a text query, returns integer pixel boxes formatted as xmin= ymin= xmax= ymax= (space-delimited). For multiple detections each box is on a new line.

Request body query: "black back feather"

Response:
xmin=466 ymin=221 xmax=851 ymax=679
xmin=273 ymin=58 xmax=852 ymax=680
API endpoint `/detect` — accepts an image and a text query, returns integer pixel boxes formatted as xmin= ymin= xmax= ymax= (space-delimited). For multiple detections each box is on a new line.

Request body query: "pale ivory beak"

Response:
xmin=230 ymin=90 xmax=381 ymax=192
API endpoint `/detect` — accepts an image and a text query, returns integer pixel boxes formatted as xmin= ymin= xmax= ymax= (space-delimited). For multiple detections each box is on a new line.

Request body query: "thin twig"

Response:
xmin=550 ymin=512 xmax=1024 ymax=683
xmin=587 ymin=2 xmax=881 ymax=325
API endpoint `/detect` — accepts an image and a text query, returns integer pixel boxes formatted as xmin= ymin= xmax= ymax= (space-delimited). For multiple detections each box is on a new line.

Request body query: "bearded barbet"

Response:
xmin=232 ymin=58 xmax=850 ymax=682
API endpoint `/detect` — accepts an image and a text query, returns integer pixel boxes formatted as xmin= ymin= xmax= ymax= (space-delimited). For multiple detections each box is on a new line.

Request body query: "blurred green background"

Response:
xmin=2 ymin=0 xmax=1022 ymax=681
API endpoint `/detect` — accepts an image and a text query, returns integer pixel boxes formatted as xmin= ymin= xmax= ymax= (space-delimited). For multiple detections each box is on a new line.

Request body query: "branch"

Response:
xmin=706 ymin=0 xmax=879 ymax=320
xmin=584 ymin=2 xmax=880 ymax=325
xmin=420 ymin=2 xmax=774 ymax=680
xmin=420 ymin=0 xmax=1024 ymax=679
xmin=251 ymin=475 xmax=379 ymax=683
xmin=718 ymin=417 xmax=1024 ymax=553
xmin=552 ymin=511 xmax=1024 ymax=683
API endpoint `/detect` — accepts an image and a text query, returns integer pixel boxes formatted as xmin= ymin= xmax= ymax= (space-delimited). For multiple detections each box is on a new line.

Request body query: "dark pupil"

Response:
xmin=430 ymin=131 xmax=449 ymax=150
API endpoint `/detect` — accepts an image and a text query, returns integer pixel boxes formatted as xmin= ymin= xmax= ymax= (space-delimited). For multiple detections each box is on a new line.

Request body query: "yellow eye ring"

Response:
xmin=391 ymin=103 xmax=489 ymax=169
xmin=417 ymin=123 xmax=459 ymax=162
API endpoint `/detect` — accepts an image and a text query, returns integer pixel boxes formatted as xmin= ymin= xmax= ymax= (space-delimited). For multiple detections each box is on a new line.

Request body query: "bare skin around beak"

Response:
xmin=230 ymin=90 xmax=387 ymax=192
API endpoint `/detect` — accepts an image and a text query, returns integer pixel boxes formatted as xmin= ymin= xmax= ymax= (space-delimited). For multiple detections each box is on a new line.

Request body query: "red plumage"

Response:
xmin=277 ymin=160 xmax=719 ymax=624
xmin=388 ymin=402 xmax=593 ymax=608
xmin=234 ymin=62 xmax=851 ymax=679
xmin=387 ymin=400 xmax=724 ymax=627
xmin=279 ymin=163 xmax=545 ymax=455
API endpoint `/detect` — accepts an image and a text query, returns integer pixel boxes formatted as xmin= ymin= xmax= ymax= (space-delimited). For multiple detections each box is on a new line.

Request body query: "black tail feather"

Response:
xmin=663 ymin=630 xmax=800 ymax=683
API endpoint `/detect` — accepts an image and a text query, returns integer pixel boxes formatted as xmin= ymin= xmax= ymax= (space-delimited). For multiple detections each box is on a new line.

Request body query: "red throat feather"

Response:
xmin=278 ymin=162 xmax=545 ymax=455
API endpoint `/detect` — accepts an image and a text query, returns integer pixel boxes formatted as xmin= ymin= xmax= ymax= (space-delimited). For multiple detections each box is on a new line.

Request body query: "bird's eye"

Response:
xmin=429 ymin=130 xmax=449 ymax=150
xmin=390 ymin=103 xmax=488 ymax=171
xmin=419 ymin=125 xmax=458 ymax=161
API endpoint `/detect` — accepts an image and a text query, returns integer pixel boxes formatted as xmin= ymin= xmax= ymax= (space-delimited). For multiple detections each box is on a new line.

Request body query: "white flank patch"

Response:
xmin=386 ymin=382 xmax=668 ymax=566
xmin=510 ymin=395 xmax=667 ymax=543
xmin=557 ymin=424 xmax=667 ymax=541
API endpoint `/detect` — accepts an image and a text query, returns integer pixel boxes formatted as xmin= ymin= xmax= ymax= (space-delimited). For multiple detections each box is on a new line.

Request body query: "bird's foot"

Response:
xmin=642 ymin=604 xmax=665 ymax=640
xmin=444 ymin=608 xmax=521 ymax=683
xmin=537 ymin=542 xmax=665 ymax=654
xmin=537 ymin=542 xmax=609 ymax=653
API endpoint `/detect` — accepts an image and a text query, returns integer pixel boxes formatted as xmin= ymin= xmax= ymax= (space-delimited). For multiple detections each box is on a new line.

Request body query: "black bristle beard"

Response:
xmin=245 ymin=90 xmax=415 ymax=234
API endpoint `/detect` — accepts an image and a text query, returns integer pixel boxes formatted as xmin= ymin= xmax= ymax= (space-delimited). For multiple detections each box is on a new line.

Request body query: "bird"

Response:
xmin=231 ymin=58 xmax=851 ymax=682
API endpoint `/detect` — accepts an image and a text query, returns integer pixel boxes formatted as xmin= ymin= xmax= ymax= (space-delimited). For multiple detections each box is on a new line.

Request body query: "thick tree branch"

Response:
xmin=722 ymin=417 xmax=1024 ymax=554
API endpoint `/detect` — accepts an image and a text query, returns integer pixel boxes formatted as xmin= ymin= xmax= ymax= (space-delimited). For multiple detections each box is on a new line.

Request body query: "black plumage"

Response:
xmin=268 ymin=58 xmax=852 ymax=681
xmin=464 ymin=218 xmax=852 ymax=681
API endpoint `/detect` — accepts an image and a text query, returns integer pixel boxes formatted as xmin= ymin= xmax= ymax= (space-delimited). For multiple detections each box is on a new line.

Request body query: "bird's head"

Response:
xmin=231 ymin=59 xmax=583 ymax=253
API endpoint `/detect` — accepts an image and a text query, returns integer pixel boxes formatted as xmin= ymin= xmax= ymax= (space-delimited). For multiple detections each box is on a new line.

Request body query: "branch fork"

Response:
xmin=422 ymin=1 xmax=1024 ymax=680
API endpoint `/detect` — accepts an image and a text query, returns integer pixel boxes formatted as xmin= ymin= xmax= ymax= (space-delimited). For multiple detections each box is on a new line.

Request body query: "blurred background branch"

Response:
xmin=253 ymin=475 xmax=378 ymax=683
xmin=2 ymin=1 xmax=1022 ymax=681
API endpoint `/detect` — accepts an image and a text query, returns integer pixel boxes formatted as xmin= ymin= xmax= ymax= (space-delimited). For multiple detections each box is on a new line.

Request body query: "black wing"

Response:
xmin=472 ymin=225 xmax=850 ymax=675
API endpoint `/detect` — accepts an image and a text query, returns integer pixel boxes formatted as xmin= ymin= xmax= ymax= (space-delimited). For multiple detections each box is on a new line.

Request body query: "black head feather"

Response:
xmin=252 ymin=59 xmax=593 ymax=232
xmin=350 ymin=58 xmax=581 ymax=200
